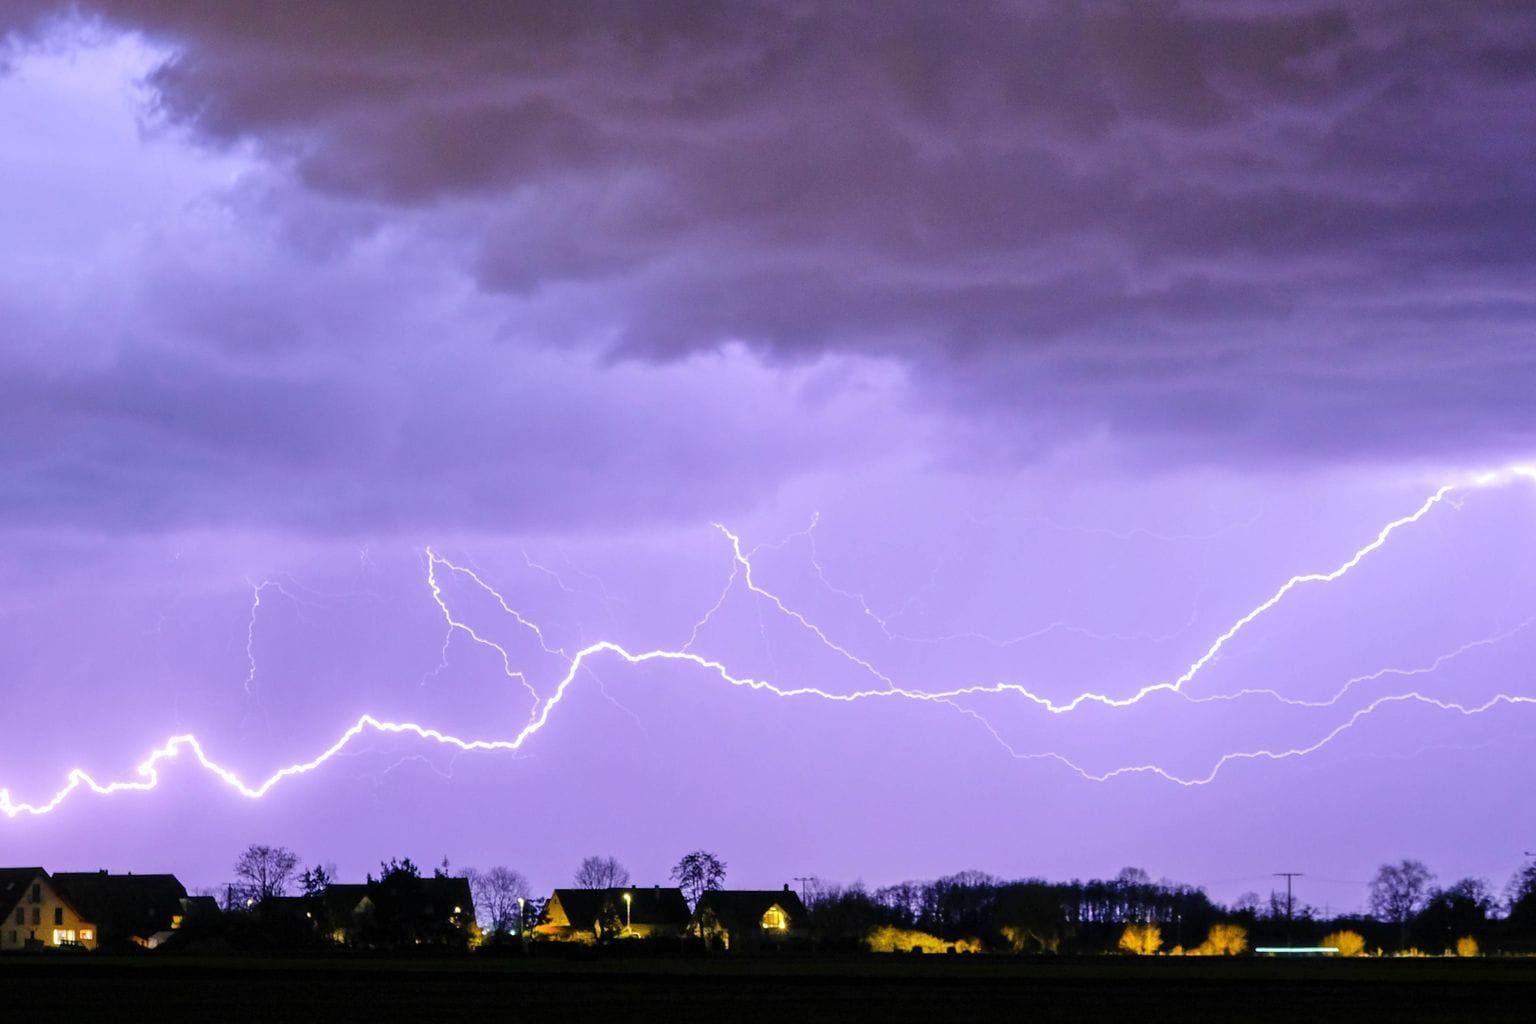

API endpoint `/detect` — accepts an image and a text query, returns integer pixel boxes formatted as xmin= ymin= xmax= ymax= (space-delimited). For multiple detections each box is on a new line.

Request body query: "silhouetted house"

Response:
xmin=0 ymin=868 xmax=96 ymax=950
xmin=323 ymin=876 xmax=475 ymax=949
xmin=321 ymin=884 xmax=374 ymax=946
xmin=51 ymin=871 xmax=188 ymax=949
xmin=691 ymin=887 xmax=809 ymax=951
xmin=537 ymin=887 xmax=690 ymax=942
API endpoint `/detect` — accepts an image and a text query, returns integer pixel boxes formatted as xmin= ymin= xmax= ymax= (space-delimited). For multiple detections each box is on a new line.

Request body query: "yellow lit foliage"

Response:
xmin=1118 ymin=922 xmax=1162 ymax=956
xmin=1455 ymin=935 xmax=1480 ymax=957
xmin=865 ymin=926 xmax=981 ymax=954
xmin=1322 ymin=930 xmax=1366 ymax=957
xmin=1191 ymin=923 xmax=1248 ymax=956
xmin=999 ymin=925 xmax=1062 ymax=954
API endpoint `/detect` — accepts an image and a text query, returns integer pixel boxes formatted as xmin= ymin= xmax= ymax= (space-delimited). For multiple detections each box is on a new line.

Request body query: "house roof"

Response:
xmin=322 ymin=876 xmax=473 ymax=921
xmin=693 ymin=889 xmax=808 ymax=930
xmin=322 ymin=883 xmax=372 ymax=919
xmin=0 ymin=867 xmax=93 ymax=926
xmin=550 ymin=887 xmax=690 ymax=929
xmin=417 ymin=876 xmax=474 ymax=919
xmin=51 ymin=872 xmax=187 ymax=940
xmin=0 ymin=867 xmax=47 ymax=919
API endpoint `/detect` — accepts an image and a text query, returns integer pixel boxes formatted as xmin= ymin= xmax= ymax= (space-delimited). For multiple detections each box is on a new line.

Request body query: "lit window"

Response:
xmin=52 ymin=929 xmax=76 ymax=945
xmin=761 ymin=906 xmax=788 ymax=930
xmin=80 ymin=929 xmax=94 ymax=941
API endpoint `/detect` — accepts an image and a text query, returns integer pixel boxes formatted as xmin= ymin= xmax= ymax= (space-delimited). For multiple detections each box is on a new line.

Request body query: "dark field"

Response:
xmin=6 ymin=954 xmax=1535 ymax=1023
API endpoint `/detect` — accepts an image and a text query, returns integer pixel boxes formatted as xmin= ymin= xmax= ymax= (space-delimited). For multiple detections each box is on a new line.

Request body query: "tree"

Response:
xmin=1417 ymin=877 xmax=1492 ymax=949
xmin=1118 ymin=922 xmax=1161 ymax=955
xmin=467 ymin=866 xmax=531 ymax=938
xmin=1322 ymin=930 xmax=1367 ymax=957
xmin=1506 ymin=860 xmax=1536 ymax=923
xmin=1369 ymin=860 xmax=1435 ymax=945
xmin=671 ymin=850 xmax=726 ymax=909
xmin=574 ymin=855 xmax=630 ymax=889
xmin=300 ymin=863 xmax=333 ymax=898
xmin=234 ymin=844 xmax=300 ymax=906
xmin=1195 ymin=922 xmax=1248 ymax=956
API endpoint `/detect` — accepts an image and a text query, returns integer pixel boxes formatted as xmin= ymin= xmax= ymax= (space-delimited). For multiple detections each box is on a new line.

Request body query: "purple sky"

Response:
xmin=3 ymin=3 xmax=1535 ymax=914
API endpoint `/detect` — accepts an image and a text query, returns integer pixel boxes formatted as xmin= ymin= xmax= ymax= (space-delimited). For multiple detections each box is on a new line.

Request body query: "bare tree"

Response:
xmin=1369 ymin=859 xmax=1435 ymax=945
xmin=467 ymin=866 xmax=532 ymax=938
xmin=574 ymin=855 xmax=630 ymax=889
xmin=671 ymin=850 xmax=726 ymax=910
xmin=234 ymin=844 xmax=300 ymax=906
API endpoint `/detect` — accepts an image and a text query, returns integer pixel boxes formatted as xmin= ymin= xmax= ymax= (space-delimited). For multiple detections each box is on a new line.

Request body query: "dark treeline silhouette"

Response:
xmin=802 ymin=859 xmax=1536 ymax=956
xmin=20 ymin=846 xmax=1536 ymax=957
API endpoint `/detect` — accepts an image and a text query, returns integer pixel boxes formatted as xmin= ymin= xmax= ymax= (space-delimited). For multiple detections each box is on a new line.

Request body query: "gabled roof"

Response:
xmin=417 ymin=875 xmax=474 ymax=919
xmin=694 ymin=889 xmax=808 ymax=929
xmin=550 ymin=887 xmax=690 ymax=930
xmin=0 ymin=867 xmax=93 ymax=926
xmin=51 ymin=872 xmax=187 ymax=940
xmin=0 ymin=867 xmax=48 ymax=919
xmin=323 ymin=883 xmax=372 ymax=919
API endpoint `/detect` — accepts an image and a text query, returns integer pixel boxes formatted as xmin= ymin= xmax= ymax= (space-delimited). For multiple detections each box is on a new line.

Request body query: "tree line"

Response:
xmin=207 ymin=845 xmax=1536 ymax=956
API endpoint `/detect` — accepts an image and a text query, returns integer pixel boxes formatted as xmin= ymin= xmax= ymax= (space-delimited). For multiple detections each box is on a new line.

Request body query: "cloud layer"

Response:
xmin=4 ymin=3 xmax=1535 ymax=538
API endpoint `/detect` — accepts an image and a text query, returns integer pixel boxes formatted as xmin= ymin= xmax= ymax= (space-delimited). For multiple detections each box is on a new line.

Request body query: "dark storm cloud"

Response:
xmin=16 ymin=0 xmax=1536 ymax=463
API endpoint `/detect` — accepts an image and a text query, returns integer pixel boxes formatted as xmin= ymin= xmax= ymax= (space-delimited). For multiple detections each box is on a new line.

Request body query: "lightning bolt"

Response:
xmin=3 ymin=464 xmax=1535 ymax=817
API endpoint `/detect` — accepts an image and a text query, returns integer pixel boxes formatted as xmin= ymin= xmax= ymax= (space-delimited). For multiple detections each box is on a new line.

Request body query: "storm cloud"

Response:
xmin=5 ymin=1 xmax=1527 ymax=463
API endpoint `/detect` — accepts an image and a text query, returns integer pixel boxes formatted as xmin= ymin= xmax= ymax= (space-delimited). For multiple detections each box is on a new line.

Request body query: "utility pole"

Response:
xmin=793 ymin=877 xmax=814 ymax=905
xmin=1274 ymin=873 xmax=1303 ymax=947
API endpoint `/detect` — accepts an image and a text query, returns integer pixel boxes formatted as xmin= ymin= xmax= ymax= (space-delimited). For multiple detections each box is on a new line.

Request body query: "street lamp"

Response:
xmin=623 ymin=892 xmax=632 ymax=936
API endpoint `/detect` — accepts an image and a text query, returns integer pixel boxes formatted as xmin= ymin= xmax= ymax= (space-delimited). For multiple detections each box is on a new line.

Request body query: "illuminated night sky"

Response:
xmin=3 ymin=4 xmax=1536 ymax=912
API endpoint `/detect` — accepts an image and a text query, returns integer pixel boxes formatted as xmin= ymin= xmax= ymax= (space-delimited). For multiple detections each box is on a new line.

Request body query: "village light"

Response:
xmin=623 ymin=892 xmax=632 ymax=934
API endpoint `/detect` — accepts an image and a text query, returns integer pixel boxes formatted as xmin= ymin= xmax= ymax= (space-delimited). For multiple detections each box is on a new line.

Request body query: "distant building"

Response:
xmin=691 ymin=887 xmax=809 ymax=951
xmin=321 ymin=884 xmax=374 ymax=946
xmin=51 ymin=871 xmax=189 ymax=949
xmin=321 ymin=876 xmax=475 ymax=949
xmin=0 ymin=868 xmax=97 ymax=950
xmin=537 ymin=887 xmax=690 ymax=942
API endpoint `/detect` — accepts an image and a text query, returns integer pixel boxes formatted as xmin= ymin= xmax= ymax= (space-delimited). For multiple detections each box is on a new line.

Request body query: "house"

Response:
xmin=51 ymin=871 xmax=189 ymax=949
xmin=0 ymin=868 xmax=97 ymax=950
xmin=321 ymin=884 xmax=373 ymax=946
xmin=322 ymin=875 xmax=476 ymax=948
xmin=537 ymin=887 xmax=690 ymax=942
xmin=691 ymin=887 xmax=809 ymax=951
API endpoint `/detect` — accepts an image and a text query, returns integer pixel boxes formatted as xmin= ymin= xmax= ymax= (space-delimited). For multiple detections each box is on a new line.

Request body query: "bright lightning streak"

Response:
xmin=3 ymin=465 xmax=1535 ymax=817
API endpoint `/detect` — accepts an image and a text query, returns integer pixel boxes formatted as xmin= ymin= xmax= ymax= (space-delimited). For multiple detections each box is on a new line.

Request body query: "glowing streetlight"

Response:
xmin=623 ymin=892 xmax=632 ymax=935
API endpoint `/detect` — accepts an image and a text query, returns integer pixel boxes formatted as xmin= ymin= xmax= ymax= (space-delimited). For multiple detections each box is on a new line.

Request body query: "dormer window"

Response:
xmin=761 ymin=906 xmax=788 ymax=930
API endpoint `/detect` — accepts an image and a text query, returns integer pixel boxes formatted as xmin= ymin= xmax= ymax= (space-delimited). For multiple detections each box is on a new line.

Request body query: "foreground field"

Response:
xmin=5 ymin=953 xmax=1534 ymax=1023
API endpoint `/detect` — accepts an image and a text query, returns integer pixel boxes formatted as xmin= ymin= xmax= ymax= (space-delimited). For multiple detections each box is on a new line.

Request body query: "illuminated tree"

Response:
xmin=1118 ymin=922 xmax=1161 ymax=955
xmin=1369 ymin=859 xmax=1434 ymax=945
xmin=467 ymin=866 xmax=531 ymax=938
xmin=866 ymin=925 xmax=981 ymax=954
xmin=1322 ymin=930 xmax=1367 ymax=957
xmin=1196 ymin=922 xmax=1248 ymax=956
xmin=574 ymin=855 xmax=630 ymax=889
xmin=1455 ymin=935 xmax=1479 ymax=957
xmin=233 ymin=844 xmax=300 ymax=906
xmin=670 ymin=850 xmax=726 ymax=910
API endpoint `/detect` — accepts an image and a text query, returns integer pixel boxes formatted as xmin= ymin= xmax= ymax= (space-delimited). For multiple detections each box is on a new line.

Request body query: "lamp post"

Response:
xmin=517 ymin=896 xmax=527 ymax=953
xmin=623 ymin=892 xmax=632 ymax=936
